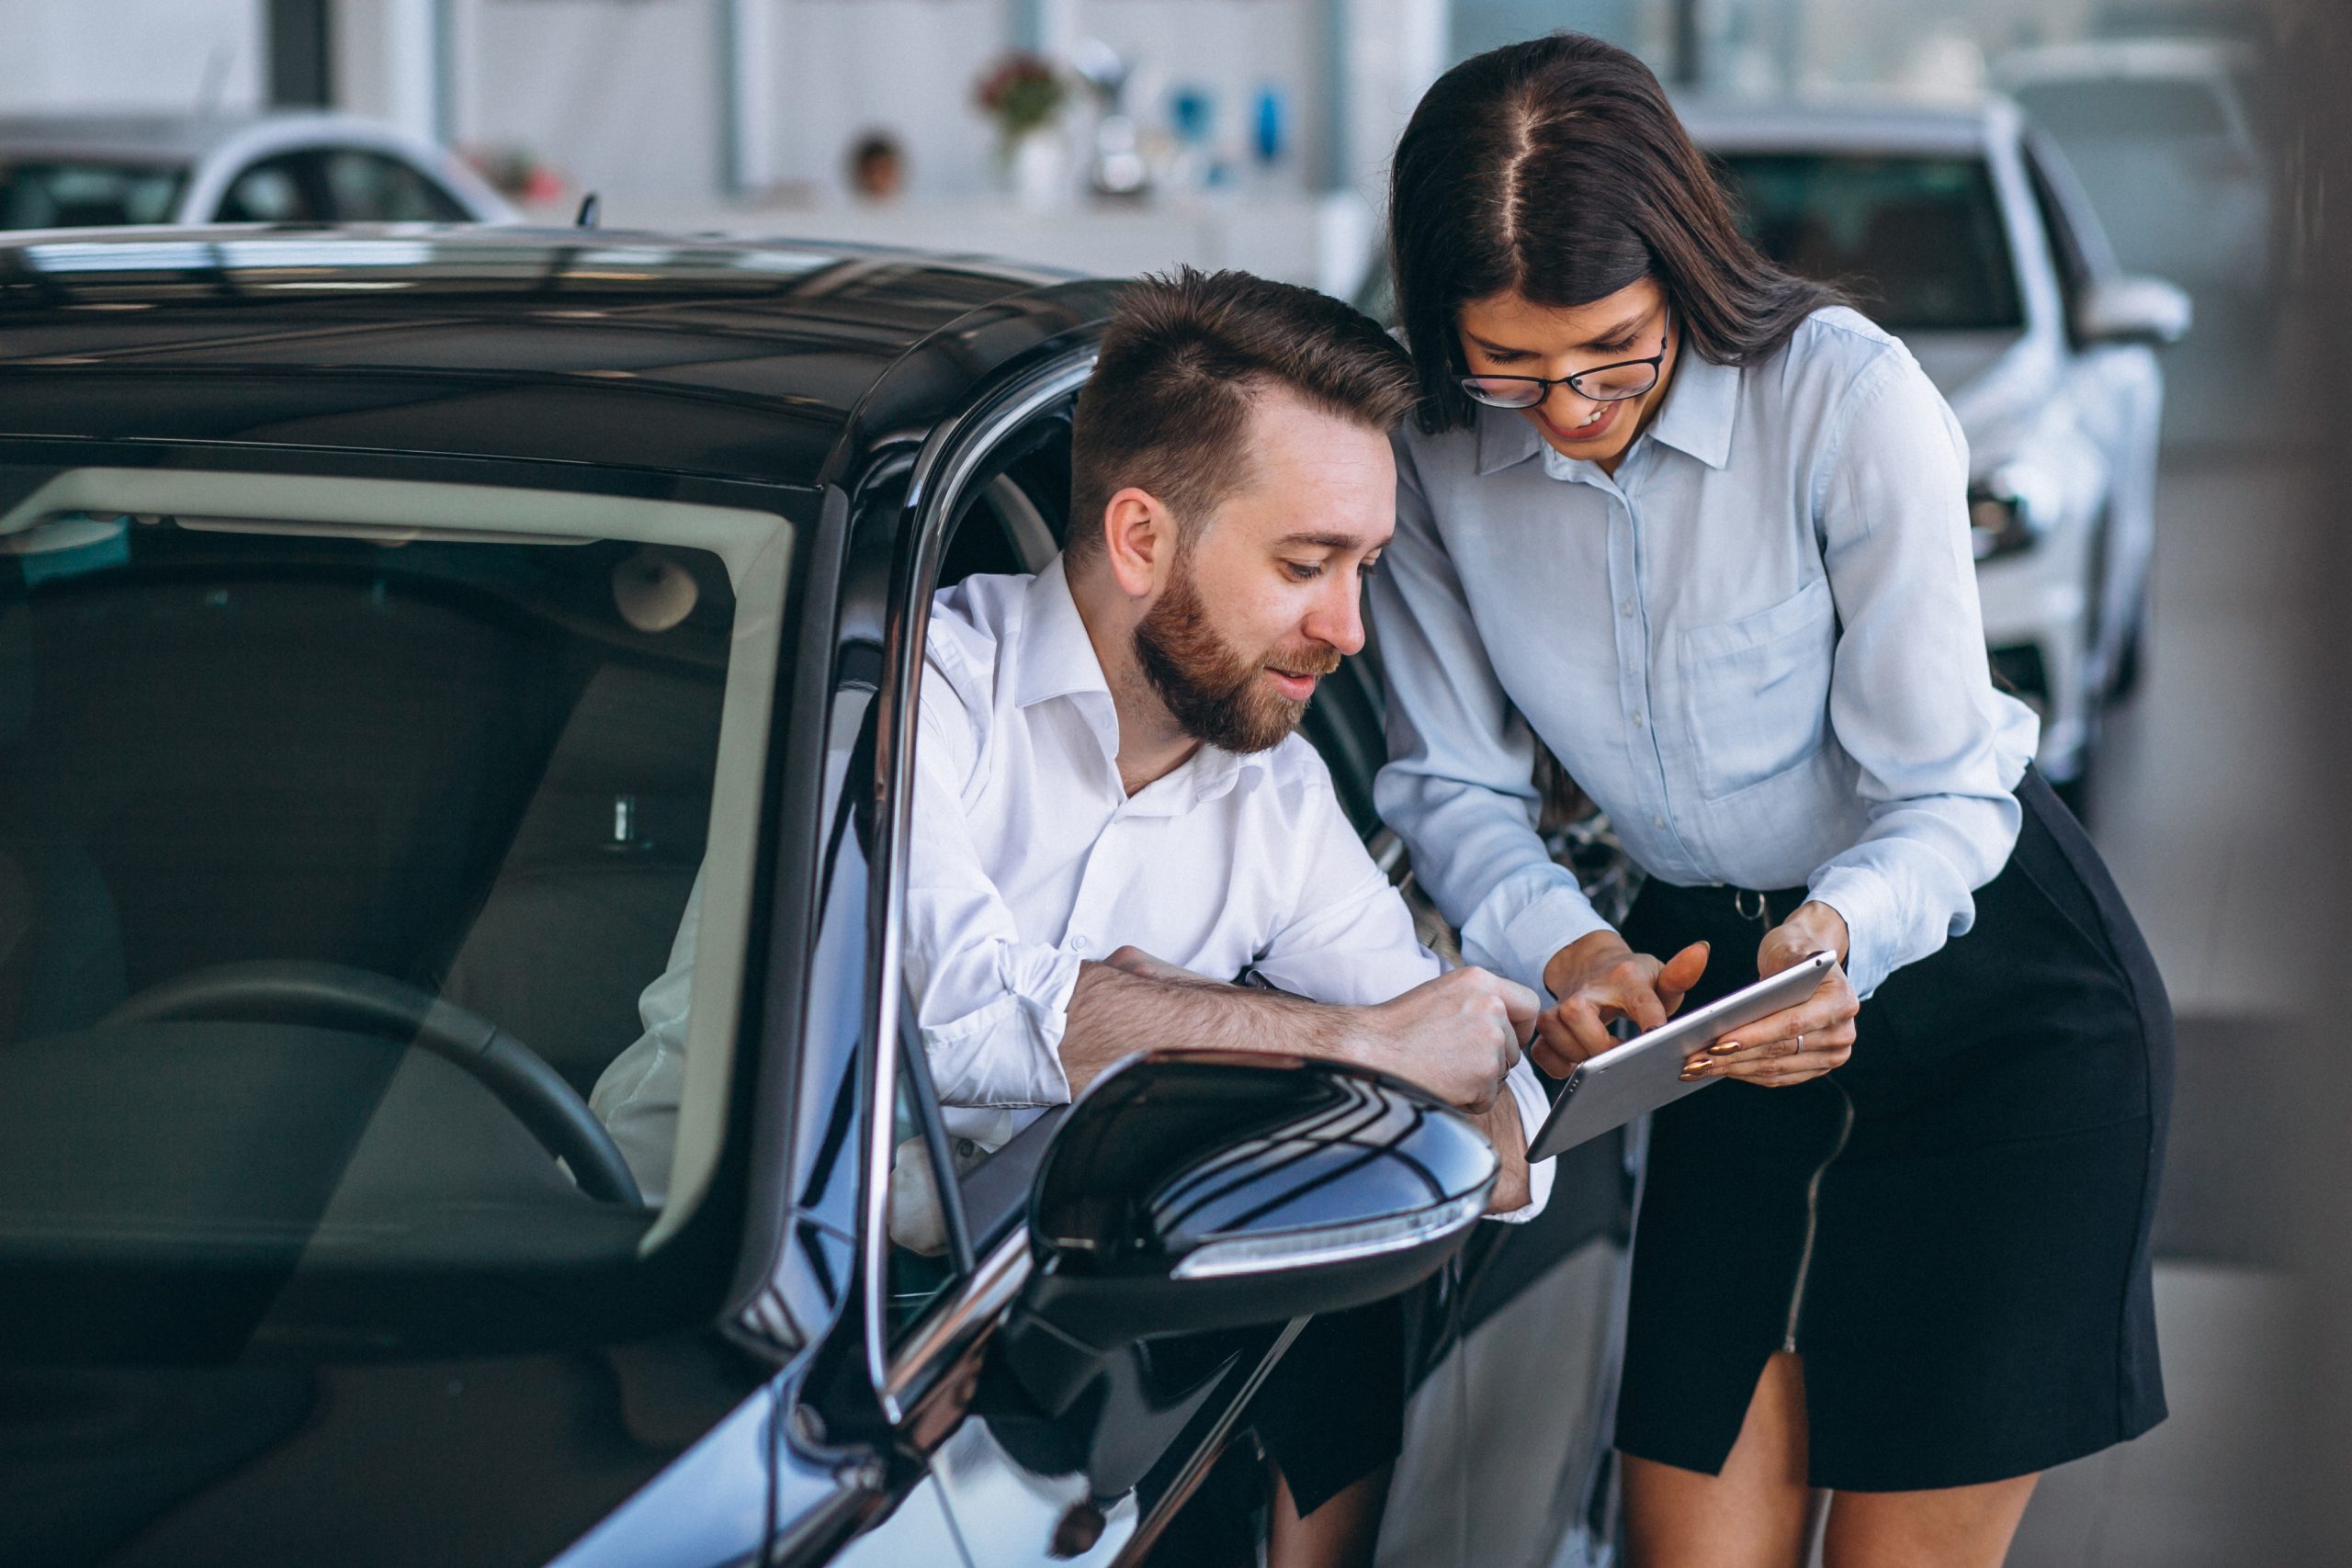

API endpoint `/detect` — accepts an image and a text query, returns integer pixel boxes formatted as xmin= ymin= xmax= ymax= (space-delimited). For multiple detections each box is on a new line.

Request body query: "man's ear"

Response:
xmin=1099 ymin=486 xmax=1177 ymax=600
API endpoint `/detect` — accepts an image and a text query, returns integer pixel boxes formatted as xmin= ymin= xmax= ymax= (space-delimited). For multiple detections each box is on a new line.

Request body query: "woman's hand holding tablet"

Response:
xmin=1525 ymin=950 xmax=1844 ymax=1163
xmin=1682 ymin=899 xmax=1860 ymax=1087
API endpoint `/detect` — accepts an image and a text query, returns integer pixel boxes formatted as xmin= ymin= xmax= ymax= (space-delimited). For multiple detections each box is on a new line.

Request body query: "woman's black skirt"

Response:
xmin=1612 ymin=768 xmax=2172 ymax=1492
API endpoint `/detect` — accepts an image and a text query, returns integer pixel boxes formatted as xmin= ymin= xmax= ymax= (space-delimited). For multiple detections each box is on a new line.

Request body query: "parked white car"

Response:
xmin=1994 ymin=39 xmax=2270 ymax=302
xmin=1682 ymin=96 xmax=2190 ymax=797
xmin=0 ymin=112 xmax=514 ymax=230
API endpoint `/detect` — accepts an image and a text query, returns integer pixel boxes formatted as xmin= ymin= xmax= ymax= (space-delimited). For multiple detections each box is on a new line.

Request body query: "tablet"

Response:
xmin=1526 ymin=951 xmax=1839 ymax=1163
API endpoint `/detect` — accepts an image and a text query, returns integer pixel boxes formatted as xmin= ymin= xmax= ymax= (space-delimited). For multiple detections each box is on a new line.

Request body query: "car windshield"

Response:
xmin=1713 ymin=151 xmax=2026 ymax=333
xmin=0 ymin=157 xmax=189 ymax=228
xmin=0 ymin=469 xmax=798 ymax=1359
xmin=2009 ymin=78 xmax=2235 ymax=144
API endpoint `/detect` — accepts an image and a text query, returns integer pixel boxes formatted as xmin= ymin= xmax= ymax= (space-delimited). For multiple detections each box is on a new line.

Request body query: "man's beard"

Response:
xmin=1133 ymin=555 xmax=1339 ymax=754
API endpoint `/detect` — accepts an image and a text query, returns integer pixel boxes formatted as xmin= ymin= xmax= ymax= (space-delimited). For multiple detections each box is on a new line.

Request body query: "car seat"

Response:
xmin=435 ymin=658 xmax=718 ymax=1095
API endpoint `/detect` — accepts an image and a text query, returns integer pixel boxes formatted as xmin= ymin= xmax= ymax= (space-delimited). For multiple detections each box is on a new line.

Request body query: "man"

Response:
xmin=595 ymin=267 xmax=1551 ymax=1565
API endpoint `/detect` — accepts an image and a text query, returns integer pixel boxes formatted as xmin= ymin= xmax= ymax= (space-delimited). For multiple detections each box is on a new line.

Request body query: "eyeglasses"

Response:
xmin=1456 ymin=316 xmax=1672 ymax=411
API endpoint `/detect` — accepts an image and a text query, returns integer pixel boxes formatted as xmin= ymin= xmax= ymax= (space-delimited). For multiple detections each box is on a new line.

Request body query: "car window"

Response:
xmin=2021 ymin=139 xmax=2095 ymax=333
xmin=2010 ymin=77 xmax=2234 ymax=145
xmin=884 ymin=1034 xmax=971 ymax=1341
xmin=0 ymin=468 xmax=798 ymax=1359
xmin=0 ymin=160 xmax=188 ymax=229
xmin=1713 ymin=152 xmax=2026 ymax=333
xmin=317 ymin=149 xmax=472 ymax=222
xmin=867 ymin=423 xmax=1073 ymax=1352
xmin=216 ymin=153 xmax=322 ymax=222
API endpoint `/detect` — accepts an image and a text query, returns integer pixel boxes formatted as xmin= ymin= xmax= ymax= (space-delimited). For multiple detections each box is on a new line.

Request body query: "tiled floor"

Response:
xmin=2090 ymin=448 xmax=2326 ymax=1020
xmin=2005 ymin=432 xmax=2324 ymax=1562
xmin=2005 ymin=1264 xmax=2303 ymax=1568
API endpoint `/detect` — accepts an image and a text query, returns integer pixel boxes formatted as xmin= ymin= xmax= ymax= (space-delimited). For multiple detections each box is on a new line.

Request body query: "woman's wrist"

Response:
xmin=1786 ymin=899 xmax=1851 ymax=965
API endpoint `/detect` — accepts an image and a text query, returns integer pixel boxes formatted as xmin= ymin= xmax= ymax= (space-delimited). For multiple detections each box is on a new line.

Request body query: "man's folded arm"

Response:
xmin=1238 ymin=778 xmax=1554 ymax=1220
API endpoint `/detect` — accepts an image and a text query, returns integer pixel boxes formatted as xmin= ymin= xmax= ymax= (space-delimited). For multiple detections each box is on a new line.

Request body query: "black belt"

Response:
xmin=1636 ymin=878 xmax=1813 ymax=930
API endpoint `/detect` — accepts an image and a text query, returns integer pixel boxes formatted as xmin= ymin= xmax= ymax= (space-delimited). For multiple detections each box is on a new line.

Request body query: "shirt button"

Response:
xmin=1632 ymin=710 xmax=1645 ymax=727
xmin=1619 ymin=601 xmax=1634 ymax=616
xmin=954 ymin=1138 xmax=978 ymax=1160
xmin=1652 ymin=815 xmax=1667 ymax=829
xmin=1070 ymin=935 xmax=1091 ymax=953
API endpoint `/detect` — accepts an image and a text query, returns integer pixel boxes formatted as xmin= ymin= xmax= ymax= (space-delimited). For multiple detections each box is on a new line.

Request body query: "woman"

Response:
xmin=1372 ymin=34 xmax=2172 ymax=1568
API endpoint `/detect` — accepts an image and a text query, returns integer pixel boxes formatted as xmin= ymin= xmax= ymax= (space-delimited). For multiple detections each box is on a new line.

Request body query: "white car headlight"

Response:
xmin=1969 ymin=460 xmax=2064 ymax=561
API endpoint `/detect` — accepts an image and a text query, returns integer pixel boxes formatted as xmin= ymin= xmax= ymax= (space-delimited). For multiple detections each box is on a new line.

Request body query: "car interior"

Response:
xmin=877 ymin=400 xmax=1457 ymax=1336
xmin=1717 ymin=152 xmax=2028 ymax=333
xmin=0 ymin=469 xmax=796 ymax=1359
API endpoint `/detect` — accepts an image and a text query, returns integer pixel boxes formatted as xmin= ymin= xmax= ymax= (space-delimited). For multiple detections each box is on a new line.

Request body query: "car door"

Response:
xmin=1294 ymin=655 xmax=1640 ymax=1568
xmin=213 ymin=151 xmax=327 ymax=221
xmin=2020 ymin=129 xmax=2164 ymax=698
xmin=790 ymin=355 xmax=1317 ymax=1568
xmin=310 ymin=147 xmax=475 ymax=222
xmin=213 ymin=147 xmax=473 ymax=224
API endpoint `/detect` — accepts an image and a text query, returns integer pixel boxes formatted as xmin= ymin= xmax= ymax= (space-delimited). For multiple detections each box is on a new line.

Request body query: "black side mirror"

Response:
xmin=1002 ymin=1050 xmax=1497 ymax=1413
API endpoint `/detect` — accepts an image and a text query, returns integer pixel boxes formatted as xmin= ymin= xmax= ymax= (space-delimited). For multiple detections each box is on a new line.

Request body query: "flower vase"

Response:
xmin=1007 ymin=129 xmax=1069 ymax=213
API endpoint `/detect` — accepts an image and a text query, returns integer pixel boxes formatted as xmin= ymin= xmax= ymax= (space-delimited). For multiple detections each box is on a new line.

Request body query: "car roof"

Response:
xmin=0 ymin=111 xmax=374 ymax=164
xmin=1676 ymin=95 xmax=2009 ymax=155
xmin=1994 ymin=37 xmax=2256 ymax=86
xmin=0 ymin=225 xmax=1119 ymax=490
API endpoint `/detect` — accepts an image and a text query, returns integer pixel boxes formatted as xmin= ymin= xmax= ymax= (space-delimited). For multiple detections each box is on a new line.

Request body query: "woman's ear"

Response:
xmin=1100 ymin=486 xmax=1176 ymax=600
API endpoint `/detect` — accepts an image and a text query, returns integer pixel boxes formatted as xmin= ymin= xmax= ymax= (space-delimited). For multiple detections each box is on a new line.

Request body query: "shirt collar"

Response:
xmin=1010 ymin=555 xmax=1275 ymax=807
xmin=1646 ymin=349 xmax=1739 ymax=469
xmin=1471 ymin=348 xmax=1742 ymax=478
xmin=1012 ymin=556 xmax=1113 ymax=710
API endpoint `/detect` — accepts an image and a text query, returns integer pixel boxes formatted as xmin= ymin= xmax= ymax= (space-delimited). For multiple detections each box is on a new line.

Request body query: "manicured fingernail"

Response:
xmin=1709 ymin=1040 xmax=1741 ymax=1055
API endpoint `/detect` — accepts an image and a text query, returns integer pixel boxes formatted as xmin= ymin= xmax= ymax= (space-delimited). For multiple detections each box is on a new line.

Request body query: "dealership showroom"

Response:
xmin=4 ymin=1 xmax=2350 ymax=1565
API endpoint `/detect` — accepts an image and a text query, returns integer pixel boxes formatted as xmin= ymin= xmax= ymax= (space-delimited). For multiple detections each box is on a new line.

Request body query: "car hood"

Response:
xmin=1904 ymin=328 xmax=2068 ymax=477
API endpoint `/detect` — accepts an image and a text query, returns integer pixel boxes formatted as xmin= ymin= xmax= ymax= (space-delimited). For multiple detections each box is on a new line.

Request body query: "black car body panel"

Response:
xmin=0 ymin=227 xmax=1625 ymax=1568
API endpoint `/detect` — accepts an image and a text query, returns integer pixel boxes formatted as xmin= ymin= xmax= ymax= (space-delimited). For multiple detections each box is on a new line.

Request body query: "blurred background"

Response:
xmin=1 ymin=0 xmax=2339 ymax=1561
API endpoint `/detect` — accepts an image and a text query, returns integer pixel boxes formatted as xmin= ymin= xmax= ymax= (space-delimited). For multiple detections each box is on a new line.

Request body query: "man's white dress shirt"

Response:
xmin=596 ymin=557 xmax=1552 ymax=1219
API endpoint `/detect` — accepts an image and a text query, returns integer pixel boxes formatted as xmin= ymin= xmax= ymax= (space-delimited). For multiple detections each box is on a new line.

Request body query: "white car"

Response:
xmin=0 ymin=111 xmax=514 ymax=230
xmin=1682 ymin=96 xmax=2191 ymax=797
xmin=1994 ymin=39 xmax=2271 ymax=302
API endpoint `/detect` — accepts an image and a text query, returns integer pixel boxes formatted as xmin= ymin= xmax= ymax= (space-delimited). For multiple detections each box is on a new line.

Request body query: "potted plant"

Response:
xmin=975 ymin=52 xmax=1071 ymax=209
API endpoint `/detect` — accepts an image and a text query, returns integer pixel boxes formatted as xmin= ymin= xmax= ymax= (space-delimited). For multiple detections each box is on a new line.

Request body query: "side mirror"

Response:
xmin=1002 ymin=1050 xmax=1496 ymax=1412
xmin=2076 ymin=275 xmax=2193 ymax=348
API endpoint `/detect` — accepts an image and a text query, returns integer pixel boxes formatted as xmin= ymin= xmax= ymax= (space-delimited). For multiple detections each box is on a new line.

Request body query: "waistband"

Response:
xmin=1633 ymin=763 xmax=2042 ymax=931
xmin=1635 ymin=878 xmax=1813 ymax=929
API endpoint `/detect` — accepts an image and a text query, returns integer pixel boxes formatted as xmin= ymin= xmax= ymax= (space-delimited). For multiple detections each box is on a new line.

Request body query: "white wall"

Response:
xmin=0 ymin=0 xmax=265 ymax=113
xmin=770 ymin=0 xmax=1008 ymax=199
xmin=1076 ymin=0 xmax=1334 ymax=190
xmin=464 ymin=0 xmax=726 ymax=202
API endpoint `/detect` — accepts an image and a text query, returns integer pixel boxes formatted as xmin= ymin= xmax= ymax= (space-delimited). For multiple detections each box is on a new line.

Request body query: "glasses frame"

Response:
xmin=1455 ymin=312 xmax=1675 ymax=411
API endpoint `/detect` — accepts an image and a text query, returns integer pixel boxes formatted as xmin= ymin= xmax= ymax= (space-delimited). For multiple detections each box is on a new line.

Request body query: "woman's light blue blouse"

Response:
xmin=1372 ymin=307 xmax=2040 ymax=1000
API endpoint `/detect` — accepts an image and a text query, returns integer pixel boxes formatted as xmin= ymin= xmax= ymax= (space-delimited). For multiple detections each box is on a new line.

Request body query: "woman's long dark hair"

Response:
xmin=1390 ymin=32 xmax=1842 ymax=433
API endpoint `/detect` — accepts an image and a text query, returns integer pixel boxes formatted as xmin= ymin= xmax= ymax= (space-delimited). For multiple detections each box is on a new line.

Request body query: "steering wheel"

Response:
xmin=100 ymin=959 xmax=643 ymax=1206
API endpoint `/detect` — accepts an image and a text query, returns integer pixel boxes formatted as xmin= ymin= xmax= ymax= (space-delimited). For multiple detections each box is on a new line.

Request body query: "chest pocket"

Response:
xmin=1678 ymin=576 xmax=1838 ymax=801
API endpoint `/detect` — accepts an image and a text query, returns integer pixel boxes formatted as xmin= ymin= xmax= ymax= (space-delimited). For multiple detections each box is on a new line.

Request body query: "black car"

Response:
xmin=0 ymin=228 xmax=1634 ymax=1568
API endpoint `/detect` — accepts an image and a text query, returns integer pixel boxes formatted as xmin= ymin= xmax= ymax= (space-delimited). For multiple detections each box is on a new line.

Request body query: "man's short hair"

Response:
xmin=1067 ymin=267 xmax=1419 ymax=560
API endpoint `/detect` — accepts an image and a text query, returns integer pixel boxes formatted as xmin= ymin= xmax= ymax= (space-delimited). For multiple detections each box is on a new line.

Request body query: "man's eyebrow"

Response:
xmin=1275 ymin=531 xmax=1374 ymax=550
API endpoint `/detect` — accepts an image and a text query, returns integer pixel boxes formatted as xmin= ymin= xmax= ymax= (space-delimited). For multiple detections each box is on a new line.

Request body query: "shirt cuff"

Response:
xmin=919 ymin=945 xmax=1084 ymax=1108
xmin=1804 ymin=865 xmax=1894 ymax=999
xmin=1459 ymin=865 xmax=1615 ymax=1000
xmin=1483 ymin=1058 xmax=1555 ymax=1224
